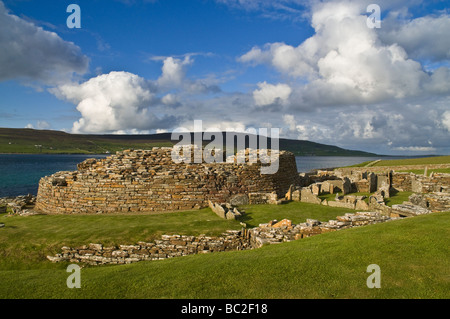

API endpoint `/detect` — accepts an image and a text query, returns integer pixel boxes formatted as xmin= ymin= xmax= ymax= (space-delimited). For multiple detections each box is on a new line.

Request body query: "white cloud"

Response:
xmin=392 ymin=146 xmax=437 ymax=152
xmin=283 ymin=114 xmax=297 ymax=131
xmin=161 ymin=93 xmax=181 ymax=107
xmin=156 ymin=56 xmax=220 ymax=94
xmin=157 ymin=56 xmax=192 ymax=88
xmin=442 ymin=111 xmax=450 ymax=132
xmin=37 ymin=120 xmax=50 ymax=130
xmin=0 ymin=1 xmax=88 ymax=85
xmin=24 ymin=121 xmax=50 ymax=130
xmin=239 ymin=1 xmax=450 ymax=108
xmin=253 ymin=81 xmax=292 ymax=106
xmin=424 ymin=67 xmax=450 ymax=94
xmin=48 ymin=54 xmax=221 ymax=134
xmin=380 ymin=13 xmax=450 ymax=62
xmin=50 ymin=71 xmax=168 ymax=133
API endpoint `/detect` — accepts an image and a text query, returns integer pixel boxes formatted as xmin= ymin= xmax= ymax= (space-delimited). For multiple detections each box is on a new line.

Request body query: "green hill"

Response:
xmin=0 ymin=127 xmax=378 ymax=156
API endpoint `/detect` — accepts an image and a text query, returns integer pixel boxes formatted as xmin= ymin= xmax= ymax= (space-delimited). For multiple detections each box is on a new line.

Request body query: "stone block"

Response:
xmin=355 ymin=199 xmax=369 ymax=210
xmin=272 ymin=219 xmax=292 ymax=228
xmin=300 ymin=188 xmax=322 ymax=204
xmin=229 ymin=194 xmax=249 ymax=206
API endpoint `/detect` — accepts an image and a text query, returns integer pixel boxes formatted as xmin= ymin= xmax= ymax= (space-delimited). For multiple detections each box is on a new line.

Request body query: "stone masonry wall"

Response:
xmin=47 ymin=230 xmax=249 ymax=266
xmin=36 ymin=147 xmax=299 ymax=214
xmin=392 ymin=172 xmax=450 ymax=193
xmin=47 ymin=211 xmax=402 ymax=266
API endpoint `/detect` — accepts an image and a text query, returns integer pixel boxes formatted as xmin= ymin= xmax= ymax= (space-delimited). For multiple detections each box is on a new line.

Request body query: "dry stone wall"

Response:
xmin=36 ymin=147 xmax=299 ymax=214
xmin=47 ymin=230 xmax=249 ymax=266
xmin=249 ymin=212 xmax=395 ymax=248
xmin=47 ymin=211 xmax=402 ymax=266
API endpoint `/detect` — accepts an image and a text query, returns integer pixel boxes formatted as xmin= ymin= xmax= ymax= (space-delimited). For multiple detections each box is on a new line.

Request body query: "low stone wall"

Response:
xmin=36 ymin=147 xmax=299 ymax=214
xmin=409 ymin=192 xmax=450 ymax=212
xmin=249 ymin=212 xmax=394 ymax=248
xmin=412 ymin=174 xmax=450 ymax=193
xmin=311 ymin=168 xmax=450 ymax=196
xmin=47 ymin=211 xmax=409 ymax=266
xmin=335 ymin=164 xmax=450 ymax=175
xmin=47 ymin=230 xmax=250 ymax=266
xmin=248 ymin=192 xmax=279 ymax=205
xmin=391 ymin=172 xmax=413 ymax=192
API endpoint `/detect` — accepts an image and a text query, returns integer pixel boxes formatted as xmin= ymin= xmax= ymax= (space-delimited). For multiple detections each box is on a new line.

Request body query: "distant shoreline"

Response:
xmin=0 ymin=152 xmax=443 ymax=158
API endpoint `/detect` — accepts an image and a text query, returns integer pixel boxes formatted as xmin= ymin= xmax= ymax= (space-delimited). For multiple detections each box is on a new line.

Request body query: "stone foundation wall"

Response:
xmin=322 ymin=169 xmax=450 ymax=195
xmin=392 ymin=172 xmax=450 ymax=193
xmin=47 ymin=211 xmax=401 ymax=266
xmin=335 ymin=164 xmax=450 ymax=175
xmin=36 ymin=147 xmax=299 ymax=214
xmin=47 ymin=231 xmax=249 ymax=266
xmin=409 ymin=192 xmax=450 ymax=212
xmin=249 ymin=212 xmax=395 ymax=248
xmin=391 ymin=173 xmax=413 ymax=191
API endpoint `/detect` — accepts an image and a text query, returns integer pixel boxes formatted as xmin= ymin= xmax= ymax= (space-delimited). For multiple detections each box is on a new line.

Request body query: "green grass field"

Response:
xmin=347 ymin=155 xmax=450 ymax=168
xmin=0 ymin=202 xmax=355 ymax=271
xmin=0 ymin=202 xmax=448 ymax=299
xmin=396 ymin=168 xmax=450 ymax=175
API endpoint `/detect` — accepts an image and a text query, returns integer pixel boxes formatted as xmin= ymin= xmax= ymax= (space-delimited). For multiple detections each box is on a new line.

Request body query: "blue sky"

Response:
xmin=1 ymin=0 xmax=450 ymax=155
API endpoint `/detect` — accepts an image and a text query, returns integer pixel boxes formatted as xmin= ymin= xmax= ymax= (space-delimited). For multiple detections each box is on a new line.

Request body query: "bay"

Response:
xmin=0 ymin=154 xmax=413 ymax=197
xmin=0 ymin=154 xmax=107 ymax=197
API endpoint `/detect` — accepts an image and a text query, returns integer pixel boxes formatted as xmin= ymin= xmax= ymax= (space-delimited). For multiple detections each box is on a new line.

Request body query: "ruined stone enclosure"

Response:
xmin=36 ymin=147 xmax=299 ymax=214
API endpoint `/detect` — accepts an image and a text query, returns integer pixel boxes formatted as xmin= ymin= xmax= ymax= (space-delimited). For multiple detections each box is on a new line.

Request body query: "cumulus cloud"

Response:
xmin=239 ymin=1 xmax=450 ymax=108
xmin=161 ymin=93 xmax=181 ymax=107
xmin=253 ymin=82 xmax=292 ymax=106
xmin=379 ymin=13 xmax=450 ymax=62
xmin=50 ymin=71 xmax=173 ymax=133
xmin=157 ymin=56 xmax=192 ymax=88
xmin=156 ymin=56 xmax=220 ymax=94
xmin=47 ymin=52 xmax=223 ymax=134
xmin=0 ymin=1 xmax=88 ymax=85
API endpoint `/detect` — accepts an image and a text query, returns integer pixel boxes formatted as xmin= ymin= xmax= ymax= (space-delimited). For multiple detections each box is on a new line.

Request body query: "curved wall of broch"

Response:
xmin=36 ymin=147 xmax=299 ymax=214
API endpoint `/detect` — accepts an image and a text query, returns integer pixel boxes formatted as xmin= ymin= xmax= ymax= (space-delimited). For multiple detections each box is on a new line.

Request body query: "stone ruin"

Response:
xmin=35 ymin=146 xmax=299 ymax=214
xmin=46 ymin=210 xmax=397 ymax=266
xmin=288 ymin=167 xmax=450 ymax=217
xmin=40 ymin=155 xmax=450 ymax=266
xmin=208 ymin=200 xmax=243 ymax=220
xmin=0 ymin=194 xmax=37 ymax=216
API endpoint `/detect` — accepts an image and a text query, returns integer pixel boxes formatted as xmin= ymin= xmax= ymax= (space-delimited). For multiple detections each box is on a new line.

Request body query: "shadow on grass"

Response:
xmin=236 ymin=212 xmax=258 ymax=228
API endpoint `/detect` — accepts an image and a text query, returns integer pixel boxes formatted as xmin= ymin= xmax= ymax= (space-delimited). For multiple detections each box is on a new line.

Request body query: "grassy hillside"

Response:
xmin=0 ymin=202 xmax=448 ymax=299
xmin=0 ymin=128 xmax=173 ymax=154
xmin=0 ymin=127 xmax=377 ymax=156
